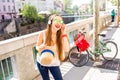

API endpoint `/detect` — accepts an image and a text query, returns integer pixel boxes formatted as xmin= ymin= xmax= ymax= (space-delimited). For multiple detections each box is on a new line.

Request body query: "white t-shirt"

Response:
xmin=37 ymin=31 xmax=60 ymax=66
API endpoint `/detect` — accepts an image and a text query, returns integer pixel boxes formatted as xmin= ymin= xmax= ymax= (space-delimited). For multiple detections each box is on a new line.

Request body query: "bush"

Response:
xmin=26 ymin=18 xmax=35 ymax=24
xmin=22 ymin=4 xmax=38 ymax=22
xmin=20 ymin=22 xmax=27 ymax=26
xmin=37 ymin=15 xmax=45 ymax=22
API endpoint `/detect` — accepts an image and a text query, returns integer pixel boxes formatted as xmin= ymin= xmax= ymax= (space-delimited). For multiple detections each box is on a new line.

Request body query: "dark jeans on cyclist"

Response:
xmin=111 ymin=15 xmax=115 ymax=22
xmin=37 ymin=62 xmax=63 ymax=80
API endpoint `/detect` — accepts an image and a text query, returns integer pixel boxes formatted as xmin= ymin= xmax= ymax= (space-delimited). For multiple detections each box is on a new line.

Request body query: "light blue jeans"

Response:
xmin=37 ymin=62 xmax=63 ymax=80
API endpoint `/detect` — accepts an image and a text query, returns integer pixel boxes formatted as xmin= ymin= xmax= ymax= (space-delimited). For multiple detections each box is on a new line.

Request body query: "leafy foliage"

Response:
xmin=107 ymin=0 xmax=117 ymax=6
xmin=72 ymin=5 xmax=79 ymax=13
xmin=112 ymin=0 xmax=117 ymax=6
xmin=90 ymin=0 xmax=93 ymax=14
xmin=62 ymin=0 xmax=72 ymax=14
xmin=22 ymin=4 xmax=38 ymax=22
xmin=37 ymin=14 xmax=45 ymax=22
xmin=50 ymin=9 xmax=59 ymax=14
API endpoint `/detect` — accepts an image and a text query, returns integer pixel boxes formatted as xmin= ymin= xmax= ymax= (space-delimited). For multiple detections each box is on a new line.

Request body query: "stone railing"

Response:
xmin=0 ymin=14 xmax=111 ymax=80
xmin=66 ymin=14 xmax=111 ymax=47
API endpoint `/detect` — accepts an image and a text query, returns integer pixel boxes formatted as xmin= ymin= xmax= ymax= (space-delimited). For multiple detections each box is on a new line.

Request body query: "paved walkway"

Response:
xmin=34 ymin=25 xmax=120 ymax=80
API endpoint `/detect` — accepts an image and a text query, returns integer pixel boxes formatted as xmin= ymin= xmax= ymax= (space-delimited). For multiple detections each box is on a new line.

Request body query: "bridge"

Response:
xmin=34 ymin=15 xmax=120 ymax=80
xmin=0 ymin=14 xmax=120 ymax=80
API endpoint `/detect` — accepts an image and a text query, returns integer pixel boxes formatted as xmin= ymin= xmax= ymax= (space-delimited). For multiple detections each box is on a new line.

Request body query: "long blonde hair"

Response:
xmin=45 ymin=14 xmax=63 ymax=60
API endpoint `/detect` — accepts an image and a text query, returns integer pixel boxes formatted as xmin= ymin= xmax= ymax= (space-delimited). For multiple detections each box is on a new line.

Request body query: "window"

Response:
xmin=8 ymin=6 xmax=11 ymax=11
xmin=3 ymin=5 xmax=6 ymax=12
xmin=7 ymin=0 xmax=9 ymax=2
xmin=0 ymin=57 xmax=13 ymax=80
xmin=12 ymin=6 xmax=15 ymax=12
xmin=2 ymin=0 xmax=5 ymax=2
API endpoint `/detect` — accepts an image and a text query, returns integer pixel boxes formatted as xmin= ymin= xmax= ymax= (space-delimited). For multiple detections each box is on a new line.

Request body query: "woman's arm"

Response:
xmin=62 ymin=33 xmax=70 ymax=52
xmin=36 ymin=31 xmax=45 ymax=52
xmin=61 ymin=24 xmax=70 ymax=52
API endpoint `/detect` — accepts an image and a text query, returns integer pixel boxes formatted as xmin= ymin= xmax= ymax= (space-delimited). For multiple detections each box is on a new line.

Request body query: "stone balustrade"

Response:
xmin=0 ymin=14 xmax=111 ymax=80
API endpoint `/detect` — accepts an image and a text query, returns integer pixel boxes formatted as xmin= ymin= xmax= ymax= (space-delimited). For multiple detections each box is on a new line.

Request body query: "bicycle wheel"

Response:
xmin=102 ymin=41 xmax=118 ymax=61
xmin=68 ymin=46 xmax=89 ymax=67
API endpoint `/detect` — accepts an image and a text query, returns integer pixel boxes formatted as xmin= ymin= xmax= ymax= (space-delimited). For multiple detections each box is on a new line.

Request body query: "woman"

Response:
xmin=36 ymin=14 xmax=70 ymax=80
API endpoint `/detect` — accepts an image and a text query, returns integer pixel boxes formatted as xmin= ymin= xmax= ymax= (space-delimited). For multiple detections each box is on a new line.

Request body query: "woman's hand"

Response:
xmin=36 ymin=44 xmax=46 ymax=52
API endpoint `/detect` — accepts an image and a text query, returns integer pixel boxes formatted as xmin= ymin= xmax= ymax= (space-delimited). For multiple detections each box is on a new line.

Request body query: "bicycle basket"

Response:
xmin=75 ymin=34 xmax=90 ymax=52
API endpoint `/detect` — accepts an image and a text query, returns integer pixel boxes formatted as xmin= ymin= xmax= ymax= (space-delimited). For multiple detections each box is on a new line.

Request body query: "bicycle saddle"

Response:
xmin=98 ymin=34 xmax=106 ymax=37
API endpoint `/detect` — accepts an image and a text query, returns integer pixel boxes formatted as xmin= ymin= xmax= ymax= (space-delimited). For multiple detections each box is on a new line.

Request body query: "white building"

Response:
xmin=15 ymin=0 xmax=64 ymax=14
xmin=16 ymin=0 xmax=54 ymax=13
xmin=0 ymin=0 xmax=17 ymax=21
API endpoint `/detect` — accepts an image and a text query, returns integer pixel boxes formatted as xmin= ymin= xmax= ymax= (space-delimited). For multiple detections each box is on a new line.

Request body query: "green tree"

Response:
xmin=90 ymin=0 xmax=93 ymax=14
xmin=62 ymin=0 xmax=72 ymax=14
xmin=22 ymin=4 xmax=38 ymax=22
xmin=50 ymin=9 xmax=59 ymax=14
xmin=112 ymin=0 xmax=117 ymax=6
xmin=107 ymin=0 xmax=117 ymax=6
xmin=72 ymin=5 xmax=79 ymax=13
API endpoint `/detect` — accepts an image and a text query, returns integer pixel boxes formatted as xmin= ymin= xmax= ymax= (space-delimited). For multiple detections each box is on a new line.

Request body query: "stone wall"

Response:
xmin=0 ymin=32 xmax=39 ymax=80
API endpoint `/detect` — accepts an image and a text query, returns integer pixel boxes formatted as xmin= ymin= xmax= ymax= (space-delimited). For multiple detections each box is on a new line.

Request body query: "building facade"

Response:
xmin=0 ymin=0 xmax=17 ymax=22
xmin=16 ymin=0 xmax=54 ymax=13
xmin=16 ymin=0 xmax=64 ymax=14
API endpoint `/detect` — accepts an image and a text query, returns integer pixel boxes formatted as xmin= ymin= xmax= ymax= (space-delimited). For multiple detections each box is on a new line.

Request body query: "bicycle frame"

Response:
xmin=89 ymin=40 xmax=109 ymax=55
